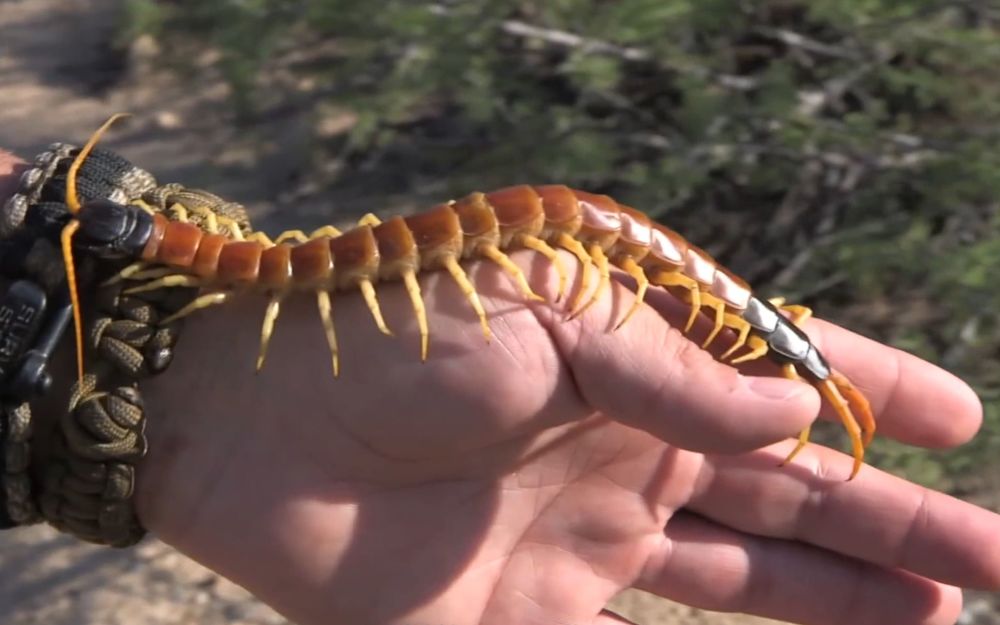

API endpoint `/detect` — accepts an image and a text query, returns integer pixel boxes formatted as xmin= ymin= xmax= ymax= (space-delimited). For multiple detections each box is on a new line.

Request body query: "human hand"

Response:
xmin=133 ymin=249 xmax=1000 ymax=625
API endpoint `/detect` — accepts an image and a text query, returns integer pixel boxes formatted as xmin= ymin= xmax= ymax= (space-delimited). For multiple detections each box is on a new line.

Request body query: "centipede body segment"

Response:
xmin=60 ymin=116 xmax=877 ymax=479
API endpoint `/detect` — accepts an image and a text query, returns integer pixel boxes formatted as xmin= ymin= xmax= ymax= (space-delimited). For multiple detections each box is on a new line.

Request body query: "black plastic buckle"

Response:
xmin=0 ymin=280 xmax=73 ymax=403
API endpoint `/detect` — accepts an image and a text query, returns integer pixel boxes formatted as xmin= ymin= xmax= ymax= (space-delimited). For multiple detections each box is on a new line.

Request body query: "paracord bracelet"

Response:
xmin=0 ymin=143 xmax=158 ymax=533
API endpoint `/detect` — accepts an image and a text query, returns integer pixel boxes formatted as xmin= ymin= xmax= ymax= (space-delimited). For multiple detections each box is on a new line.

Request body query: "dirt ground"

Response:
xmin=0 ymin=1 xmax=995 ymax=624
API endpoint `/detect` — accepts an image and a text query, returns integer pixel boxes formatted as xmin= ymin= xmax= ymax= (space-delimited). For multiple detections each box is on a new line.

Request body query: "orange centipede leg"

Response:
xmin=555 ymin=233 xmax=593 ymax=317
xmin=613 ymin=256 xmax=649 ymax=331
xmin=316 ymin=289 xmax=340 ymax=378
xmin=480 ymin=244 xmax=544 ymax=302
xmin=401 ymin=268 xmax=429 ymax=360
xmin=649 ymin=271 xmax=701 ymax=332
xmin=443 ymin=256 xmax=491 ymax=342
xmin=256 ymin=294 xmax=284 ymax=372
xmin=779 ymin=364 xmax=812 ymax=467
xmin=718 ymin=313 xmax=752 ymax=360
xmin=830 ymin=369 xmax=876 ymax=448
xmin=817 ymin=376 xmax=865 ymax=480
xmin=700 ymin=295 xmax=727 ymax=348
xmin=570 ymin=244 xmax=610 ymax=319
xmin=516 ymin=234 xmax=567 ymax=302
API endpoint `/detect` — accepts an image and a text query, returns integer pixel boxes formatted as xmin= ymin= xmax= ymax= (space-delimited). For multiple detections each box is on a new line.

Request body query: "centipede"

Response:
xmin=58 ymin=115 xmax=875 ymax=478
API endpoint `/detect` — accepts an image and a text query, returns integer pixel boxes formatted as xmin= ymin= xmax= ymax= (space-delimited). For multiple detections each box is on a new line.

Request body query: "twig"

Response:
xmin=754 ymin=26 xmax=863 ymax=61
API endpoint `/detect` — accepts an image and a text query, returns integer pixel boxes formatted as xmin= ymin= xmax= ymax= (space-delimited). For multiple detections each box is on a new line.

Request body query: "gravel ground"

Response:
xmin=0 ymin=1 xmax=996 ymax=624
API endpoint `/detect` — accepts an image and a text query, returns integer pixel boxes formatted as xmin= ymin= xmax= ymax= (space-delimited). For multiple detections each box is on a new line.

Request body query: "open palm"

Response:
xmin=135 ymin=252 xmax=1000 ymax=625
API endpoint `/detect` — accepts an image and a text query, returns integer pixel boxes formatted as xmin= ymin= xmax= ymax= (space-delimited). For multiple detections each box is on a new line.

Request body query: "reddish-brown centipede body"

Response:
xmin=60 ymin=116 xmax=876 ymax=478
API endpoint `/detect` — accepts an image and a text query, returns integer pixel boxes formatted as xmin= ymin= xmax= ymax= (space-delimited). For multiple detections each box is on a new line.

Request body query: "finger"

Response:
xmin=639 ymin=284 xmax=983 ymax=448
xmin=536 ymin=273 xmax=821 ymax=455
xmin=689 ymin=442 xmax=1000 ymax=590
xmin=636 ymin=512 xmax=963 ymax=625
xmin=795 ymin=317 xmax=983 ymax=448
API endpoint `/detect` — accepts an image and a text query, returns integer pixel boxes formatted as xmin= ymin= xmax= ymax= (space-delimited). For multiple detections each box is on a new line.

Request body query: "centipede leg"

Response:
xmin=358 ymin=213 xmax=382 ymax=227
xmin=729 ymin=335 xmax=769 ymax=365
xmin=699 ymin=294 xmax=727 ymax=348
xmin=830 ymin=369 xmax=876 ymax=448
xmin=570 ymin=244 xmax=609 ymax=319
xmin=401 ymin=268 xmax=429 ymax=361
xmin=648 ymin=271 xmax=702 ymax=332
xmin=516 ymin=234 xmax=567 ymax=302
xmin=275 ymin=230 xmax=309 ymax=244
xmin=101 ymin=261 xmax=153 ymax=286
xmin=613 ymin=256 xmax=649 ymax=331
xmin=123 ymin=275 xmax=202 ymax=294
xmin=718 ymin=313 xmax=752 ymax=360
xmin=358 ymin=279 xmax=393 ymax=336
xmin=555 ymin=233 xmax=593 ymax=316
xmin=247 ymin=231 xmax=276 ymax=246
xmin=166 ymin=203 xmax=191 ymax=224
xmin=778 ymin=364 xmax=813 ymax=467
xmin=770 ymin=297 xmax=814 ymax=326
xmin=311 ymin=225 xmax=343 ymax=238
xmin=256 ymin=294 xmax=284 ymax=372
xmin=315 ymin=289 xmax=340 ymax=378
xmin=818 ymin=376 xmax=865 ymax=480
xmin=159 ymin=291 xmax=233 ymax=325
xmin=123 ymin=267 xmax=181 ymax=282
xmin=443 ymin=255 xmax=491 ymax=342
xmin=480 ymin=244 xmax=544 ymax=302
xmin=184 ymin=204 xmax=220 ymax=234
xmin=188 ymin=204 xmax=245 ymax=239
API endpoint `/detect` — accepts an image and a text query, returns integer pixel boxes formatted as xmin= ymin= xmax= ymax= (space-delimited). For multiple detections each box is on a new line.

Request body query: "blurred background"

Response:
xmin=0 ymin=0 xmax=998 ymax=623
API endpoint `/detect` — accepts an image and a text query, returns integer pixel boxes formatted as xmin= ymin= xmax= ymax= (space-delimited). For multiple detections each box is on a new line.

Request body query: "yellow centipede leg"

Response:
xmin=480 ymin=244 xmax=544 ymax=302
xmin=359 ymin=279 xmax=393 ymax=336
xmin=818 ymin=376 xmax=865 ymax=480
xmin=358 ymin=213 xmax=382 ymax=227
xmin=730 ymin=335 xmax=769 ymax=365
xmin=186 ymin=204 xmax=220 ymax=234
xmin=517 ymin=234 xmax=567 ymax=302
xmin=167 ymin=204 xmax=190 ymax=223
xmin=256 ymin=294 xmax=284 ymax=372
xmin=770 ymin=297 xmax=814 ymax=326
xmin=613 ymin=256 xmax=649 ymax=331
xmin=718 ymin=313 xmax=752 ymax=360
xmin=699 ymin=294 xmax=727 ymax=348
xmin=101 ymin=262 xmax=154 ymax=286
xmin=122 ymin=267 xmax=178 ymax=282
xmin=316 ymin=289 xmax=339 ymax=378
xmin=124 ymin=275 xmax=202 ymax=294
xmin=778 ymin=364 xmax=813 ymax=467
xmin=311 ymin=225 xmax=343 ymax=238
xmin=555 ymin=233 xmax=593 ymax=316
xmin=275 ymin=230 xmax=309 ymax=244
xmin=159 ymin=291 xmax=233 ymax=325
xmin=570 ymin=244 xmax=609 ymax=319
xmin=649 ymin=271 xmax=701 ymax=332
xmin=443 ymin=255 xmax=491 ymax=342
xmin=401 ymin=268 xmax=429 ymax=360
xmin=247 ymin=231 xmax=276 ymax=246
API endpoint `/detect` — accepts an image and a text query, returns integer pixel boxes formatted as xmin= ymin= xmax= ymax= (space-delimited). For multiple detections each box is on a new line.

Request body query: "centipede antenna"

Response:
xmin=62 ymin=113 xmax=131 ymax=385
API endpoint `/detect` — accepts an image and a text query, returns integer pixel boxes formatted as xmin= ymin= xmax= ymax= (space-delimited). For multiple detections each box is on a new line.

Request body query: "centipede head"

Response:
xmin=61 ymin=113 xmax=131 ymax=385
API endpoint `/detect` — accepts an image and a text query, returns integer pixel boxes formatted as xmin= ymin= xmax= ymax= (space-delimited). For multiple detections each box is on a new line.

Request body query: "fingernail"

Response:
xmin=748 ymin=376 xmax=808 ymax=400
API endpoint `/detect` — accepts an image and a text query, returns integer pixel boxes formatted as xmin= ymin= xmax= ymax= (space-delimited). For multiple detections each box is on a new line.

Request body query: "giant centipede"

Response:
xmin=59 ymin=115 xmax=876 ymax=478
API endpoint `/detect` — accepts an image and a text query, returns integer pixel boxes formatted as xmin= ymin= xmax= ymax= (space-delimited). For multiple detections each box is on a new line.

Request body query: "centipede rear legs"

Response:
xmin=729 ymin=301 xmax=875 ymax=477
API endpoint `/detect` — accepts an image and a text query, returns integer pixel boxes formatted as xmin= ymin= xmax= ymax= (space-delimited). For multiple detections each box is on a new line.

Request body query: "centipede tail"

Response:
xmin=60 ymin=117 xmax=877 ymax=477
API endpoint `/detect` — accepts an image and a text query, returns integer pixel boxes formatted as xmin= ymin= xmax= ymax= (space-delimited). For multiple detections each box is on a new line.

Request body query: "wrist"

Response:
xmin=0 ymin=150 xmax=28 ymax=205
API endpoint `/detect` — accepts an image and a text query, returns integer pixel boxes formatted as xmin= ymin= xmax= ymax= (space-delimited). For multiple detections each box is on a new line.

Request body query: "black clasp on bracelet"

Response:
xmin=0 ymin=280 xmax=72 ymax=402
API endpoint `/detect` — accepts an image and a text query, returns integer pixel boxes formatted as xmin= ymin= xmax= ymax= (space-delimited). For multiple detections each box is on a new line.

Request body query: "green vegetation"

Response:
xmin=129 ymin=0 xmax=999 ymax=490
